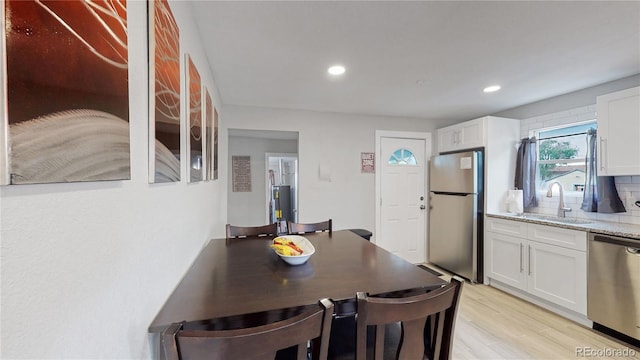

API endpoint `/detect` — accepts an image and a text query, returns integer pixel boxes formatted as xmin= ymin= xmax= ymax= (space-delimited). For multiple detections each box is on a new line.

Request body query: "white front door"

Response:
xmin=376 ymin=133 xmax=430 ymax=264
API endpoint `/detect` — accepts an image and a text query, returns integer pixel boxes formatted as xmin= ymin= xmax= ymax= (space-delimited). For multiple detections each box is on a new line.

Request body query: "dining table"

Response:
xmin=148 ymin=229 xmax=447 ymax=354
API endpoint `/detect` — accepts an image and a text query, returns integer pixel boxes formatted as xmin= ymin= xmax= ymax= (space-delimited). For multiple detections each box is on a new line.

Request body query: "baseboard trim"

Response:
xmin=489 ymin=279 xmax=592 ymax=328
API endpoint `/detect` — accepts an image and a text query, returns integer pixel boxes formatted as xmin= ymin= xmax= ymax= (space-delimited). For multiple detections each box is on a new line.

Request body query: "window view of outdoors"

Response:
xmin=537 ymin=122 xmax=596 ymax=192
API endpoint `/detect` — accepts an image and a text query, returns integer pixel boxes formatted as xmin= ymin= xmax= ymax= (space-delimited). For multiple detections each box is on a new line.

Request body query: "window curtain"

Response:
xmin=581 ymin=128 xmax=626 ymax=213
xmin=514 ymin=137 xmax=538 ymax=210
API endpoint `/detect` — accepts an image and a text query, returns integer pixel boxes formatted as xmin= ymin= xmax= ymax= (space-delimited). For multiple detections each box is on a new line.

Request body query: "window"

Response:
xmin=388 ymin=148 xmax=417 ymax=165
xmin=535 ymin=121 xmax=596 ymax=193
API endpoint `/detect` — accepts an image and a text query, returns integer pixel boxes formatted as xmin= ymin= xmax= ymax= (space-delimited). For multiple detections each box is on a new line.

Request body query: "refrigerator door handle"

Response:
xmin=431 ymin=191 xmax=472 ymax=196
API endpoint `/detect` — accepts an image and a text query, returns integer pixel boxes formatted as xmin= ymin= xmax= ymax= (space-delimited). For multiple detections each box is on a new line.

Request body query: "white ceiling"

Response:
xmin=191 ymin=1 xmax=640 ymax=123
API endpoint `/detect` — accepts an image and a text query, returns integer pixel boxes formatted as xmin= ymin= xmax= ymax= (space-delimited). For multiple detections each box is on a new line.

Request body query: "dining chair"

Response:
xmin=226 ymin=223 xmax=278 ymax=240
xmin=161 ymin=298 xmax=334 ymax=360
xmin=288 ymin=219 xmax=332 ymax=234
xmin=350 ymin=278 xmax=463 ymax=360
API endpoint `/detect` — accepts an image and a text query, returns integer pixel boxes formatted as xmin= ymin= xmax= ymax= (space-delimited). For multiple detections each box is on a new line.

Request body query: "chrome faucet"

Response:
xmin=546 ymin=182 xmax=572 ymax=218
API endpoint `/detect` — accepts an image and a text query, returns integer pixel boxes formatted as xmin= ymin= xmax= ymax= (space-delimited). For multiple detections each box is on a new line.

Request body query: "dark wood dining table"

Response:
xmin=148 ymin=230 xmax=446 ymax=335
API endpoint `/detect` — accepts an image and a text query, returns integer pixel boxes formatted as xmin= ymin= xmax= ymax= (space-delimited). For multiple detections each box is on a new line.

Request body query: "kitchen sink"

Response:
xmin=519 ymin=213 xmax=592 ymax=225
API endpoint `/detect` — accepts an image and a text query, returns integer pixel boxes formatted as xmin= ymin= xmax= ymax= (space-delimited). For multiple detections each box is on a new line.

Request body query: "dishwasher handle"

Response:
xmin=591 ymin=233 xmax=640 ymax=249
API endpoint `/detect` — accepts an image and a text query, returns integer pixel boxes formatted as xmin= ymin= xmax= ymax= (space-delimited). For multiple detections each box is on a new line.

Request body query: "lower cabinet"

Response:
xmin=486 ymin=218 xmax=587 ymax=315
xmin=487 ymin=232 xmax=527 ymax=289
xmin=527 ymin=241 xmax=587 ymax=313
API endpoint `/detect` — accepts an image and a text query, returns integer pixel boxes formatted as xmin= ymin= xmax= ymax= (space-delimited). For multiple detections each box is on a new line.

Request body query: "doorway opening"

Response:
xmin=266 ymin=153 xmax=298 ymax=233
xmin=227 ymin=129 xmax=298 ymax=227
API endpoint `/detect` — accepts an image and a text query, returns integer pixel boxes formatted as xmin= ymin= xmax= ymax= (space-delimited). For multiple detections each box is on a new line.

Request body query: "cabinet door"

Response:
xmin=597 ymin=87 xmax=640 ymax=176
xmin=437 ymin=118 xmax=487 ymax=153
xmin=527 ymin=241 xmax=587 ymax=315
xmin=487 ymin=232 xmax=526 ymax=290
xmin=437 ymin=126 xmax=457 ymax=153
xmin=458 ymin=118 xmax=485 ymax=150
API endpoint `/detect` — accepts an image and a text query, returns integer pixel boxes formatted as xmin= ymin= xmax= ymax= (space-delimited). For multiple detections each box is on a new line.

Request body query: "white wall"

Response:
xmin=0 ymin=2 xmax=227 ymax=359
xmin=228 ymin=136 xmax=297 ymax=225
xmin=223 ymin=105 xmax=440 ymax=237
xmin=484 ymin=117 xmax=521 ymax=214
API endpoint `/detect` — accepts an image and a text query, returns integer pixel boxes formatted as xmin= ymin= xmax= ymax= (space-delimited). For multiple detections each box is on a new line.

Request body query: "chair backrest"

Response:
xmin=355 ymin=278 xmax=463 ymax=360
xmin=162 ymin=299 xmax=334 ymax=360
xmin=226 ymin=223 xmax=278 ymax=240
xmin=288 ymin=219 xmax=332 ymax=234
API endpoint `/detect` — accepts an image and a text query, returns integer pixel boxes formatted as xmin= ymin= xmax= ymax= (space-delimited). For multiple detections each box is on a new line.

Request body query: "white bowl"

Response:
xmin=272 ymin=235 xmax=315 ymax=265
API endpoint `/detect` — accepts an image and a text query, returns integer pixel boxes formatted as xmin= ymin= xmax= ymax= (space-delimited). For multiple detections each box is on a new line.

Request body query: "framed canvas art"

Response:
xmin=149 ymin=0 xmax=181 ymax=183
xmin=205 ymin=88 xmax=213 ymax=181
xmin=186 ymin=54 xmax=202 ymax=182
xmin=3 ymin=0 xmax=130 ymax=184
xmin=214 ymin=105 xmax=219 ymax=180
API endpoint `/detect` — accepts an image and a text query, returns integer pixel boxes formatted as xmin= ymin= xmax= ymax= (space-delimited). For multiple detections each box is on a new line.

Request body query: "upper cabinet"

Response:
xmin=596 ymin=86 xmax=640 ymax=176
xmin=437 ymin=117 xmax=485 ymax=153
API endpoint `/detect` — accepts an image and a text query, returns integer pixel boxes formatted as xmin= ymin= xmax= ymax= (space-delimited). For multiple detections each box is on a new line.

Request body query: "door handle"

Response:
xmin=520 ymin=243 xmax=524 ymax=273
xmin=528 ymin=245 xmax=532 ymax=275
xmin=599 ymin=137 xmax=606 ymax=171
xmin=420 ymin=205 xmax=426 ymax=210
xmin=627 ymin=247 xmax=640 ymax=255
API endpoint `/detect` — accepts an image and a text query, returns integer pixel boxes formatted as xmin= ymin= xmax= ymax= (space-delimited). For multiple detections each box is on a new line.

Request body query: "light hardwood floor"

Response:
xmin=423 ymin=265 xmax=640 ymax=360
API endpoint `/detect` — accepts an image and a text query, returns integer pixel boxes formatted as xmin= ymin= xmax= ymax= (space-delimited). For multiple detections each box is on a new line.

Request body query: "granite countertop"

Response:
xmin=487 ymin=212 xmax=640 ymax=240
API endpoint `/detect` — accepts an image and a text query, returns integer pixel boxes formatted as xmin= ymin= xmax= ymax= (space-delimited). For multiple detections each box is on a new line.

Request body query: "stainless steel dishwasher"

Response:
xmin=588 ymin=233 xmax=640 ymax=343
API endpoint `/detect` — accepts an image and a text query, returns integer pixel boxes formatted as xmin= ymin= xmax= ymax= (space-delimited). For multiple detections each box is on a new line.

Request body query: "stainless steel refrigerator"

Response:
xmin=429 ymin=151 xmax=483 ymax=283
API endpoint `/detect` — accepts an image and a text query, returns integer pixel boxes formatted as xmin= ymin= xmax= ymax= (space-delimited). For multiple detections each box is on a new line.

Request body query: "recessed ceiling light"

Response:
xmin=328 ymin=65 xmax=346 ymax=76
xmin=483 ymin=85 xmax=501 ymax=93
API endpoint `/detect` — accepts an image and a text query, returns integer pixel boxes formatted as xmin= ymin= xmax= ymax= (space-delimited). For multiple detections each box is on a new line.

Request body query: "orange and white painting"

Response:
xmin=213 ymin=104 xmax=218 ymax=180
xmin=4 ymin=0 xmax=129 ymax=184
xmin=205 ymin=88 xmax=213 ymax=181
xmin=186 ymin=54 xmax=202 ymax=182
xmin=149 ymin=0 xmax=180 ymax=183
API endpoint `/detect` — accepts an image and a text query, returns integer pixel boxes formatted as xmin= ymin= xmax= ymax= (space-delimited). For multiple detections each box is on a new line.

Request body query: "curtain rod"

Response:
xmin=539 ymin=131 xmax=589 ymax=141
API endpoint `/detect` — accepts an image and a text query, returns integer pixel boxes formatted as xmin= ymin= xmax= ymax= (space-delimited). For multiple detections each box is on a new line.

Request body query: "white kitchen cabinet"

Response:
xmin=596 ymin=86 xmax=640 ymax=176
xmin=486 ymin=218 xmax=587 ymax=315
xmin=527 ymin=240 xmax=587 ymax=313
xmin=437 ymin=118 xmax=485 ymax=153
xmin=487 ymin=231 xmax=527 ymax=289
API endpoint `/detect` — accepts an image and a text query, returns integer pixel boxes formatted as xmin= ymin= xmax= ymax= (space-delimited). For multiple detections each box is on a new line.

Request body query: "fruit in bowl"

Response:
xmin=271 ymin=235 xmax=315 ymax=265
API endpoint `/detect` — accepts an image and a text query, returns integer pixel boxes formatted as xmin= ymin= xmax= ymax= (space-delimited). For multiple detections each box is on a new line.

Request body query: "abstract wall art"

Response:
xmin=214 ymin=104 xmax=219 ymax=180
xmin=186 ymin=54 xmax=202 ymax=182
xmin=205 ymin=88 xmax=213 ymax=181
xmin=149 ymin=0 xmax=181 ymax=183
xmin=3 ymin=0 xmax=130 ymax=185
